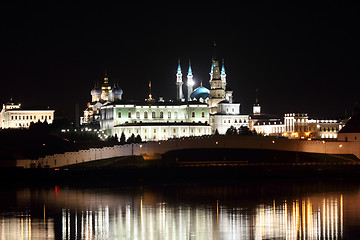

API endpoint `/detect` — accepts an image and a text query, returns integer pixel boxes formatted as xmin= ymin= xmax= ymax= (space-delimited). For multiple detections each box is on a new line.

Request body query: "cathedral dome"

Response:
xmin=113 ymin=83 xmax=123 ymax=96
xmin=91 ymin=86 xmax=102 ymax=96
xmin=190 ymin=86 xmax=210 ymax=100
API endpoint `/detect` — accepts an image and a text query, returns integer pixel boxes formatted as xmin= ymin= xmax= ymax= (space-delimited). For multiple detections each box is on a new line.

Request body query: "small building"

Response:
xmin=0 ymin=99 xmax=55 ymax=129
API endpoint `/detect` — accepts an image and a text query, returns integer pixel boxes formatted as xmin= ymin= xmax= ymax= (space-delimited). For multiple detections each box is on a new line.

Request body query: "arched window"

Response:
xmin=118 ymin=112 xmax=121 ymax=118
xmin=136 ymin=111 xmax=140 ymax=119
xmin=144 ymin=111 xmax=148 ymax=119
xmin=128 ymin=112 xmax=131 ymax=118
xmin=152 ymin=111 xmax=156 ymax=118
xmin=201 ymin=111 xmax=205 ymax=118
xmin=168 ymin=111 xmax=171 ymax=119
xmin=174 ymin=111 xmax=178 ymax=119
xmin=160 ymin=111 xmax=163 ymax=118
xmin=191 ymin=112 xmax=195 ymax=118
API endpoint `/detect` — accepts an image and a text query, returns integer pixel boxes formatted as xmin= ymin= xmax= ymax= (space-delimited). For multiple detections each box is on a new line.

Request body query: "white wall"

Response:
xmin=22 ymin=135 xmax=360 ymax=169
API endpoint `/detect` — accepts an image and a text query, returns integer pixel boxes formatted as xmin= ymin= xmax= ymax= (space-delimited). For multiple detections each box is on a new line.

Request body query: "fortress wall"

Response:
xmin=29 ymin=135 xmax=360 ymax=168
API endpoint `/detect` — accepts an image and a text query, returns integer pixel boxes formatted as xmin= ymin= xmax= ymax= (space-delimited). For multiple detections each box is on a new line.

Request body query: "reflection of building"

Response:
xmin=0 ymin=99 xmax=54 ymax=129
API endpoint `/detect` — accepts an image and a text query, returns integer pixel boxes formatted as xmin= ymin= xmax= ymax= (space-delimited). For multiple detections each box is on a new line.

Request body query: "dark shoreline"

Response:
xmin=2 ymin=164 xmax=360 ymax=187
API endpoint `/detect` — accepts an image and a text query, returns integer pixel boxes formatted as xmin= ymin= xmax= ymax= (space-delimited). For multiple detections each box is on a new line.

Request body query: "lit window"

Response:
xmin=173 ymin=129 xmax=176 ymax=133
xmin=164 ymin=129 xmax=166 ymax=132
xmin=154 ymin=129 xmax=156 ymax=133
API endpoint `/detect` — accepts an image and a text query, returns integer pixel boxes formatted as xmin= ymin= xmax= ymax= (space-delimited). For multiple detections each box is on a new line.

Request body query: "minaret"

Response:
xmin=187 ymin=60 xmax=194 ymax=101
xmin=176 ymin=59 xmax=183 ymax=101
xmin=221 ymin=59 xmax=227 ymax=90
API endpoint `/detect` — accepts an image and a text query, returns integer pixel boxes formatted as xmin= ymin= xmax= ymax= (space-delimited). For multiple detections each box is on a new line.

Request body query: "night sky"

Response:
xmin=0 ymin=3 xmax=359 ymax=121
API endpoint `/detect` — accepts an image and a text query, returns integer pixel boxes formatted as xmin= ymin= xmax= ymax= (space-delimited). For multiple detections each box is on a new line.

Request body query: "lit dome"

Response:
xmin=113 ymin=83 xmax=123 ymax=96
xmin=91 ymin=86 xmax=102 ymax=96
xmin=190 ymin=86 xmax=210 ymax=100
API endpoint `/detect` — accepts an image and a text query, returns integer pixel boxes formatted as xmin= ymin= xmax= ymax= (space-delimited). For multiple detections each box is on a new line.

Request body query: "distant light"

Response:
xmin=215 ymin=141 xmax=218 ymax=145
xmin=339 ymin=144 xmax=343 ymax=148
xmin=272 ymin=140 xmax=275 ymax=144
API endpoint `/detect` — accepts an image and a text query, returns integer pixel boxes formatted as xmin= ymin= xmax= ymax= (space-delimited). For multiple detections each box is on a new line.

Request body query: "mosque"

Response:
xmin=80 ymin=51 xmax=346 ymax=142
xmin=81 ymin=53 xmax=249 ymax=141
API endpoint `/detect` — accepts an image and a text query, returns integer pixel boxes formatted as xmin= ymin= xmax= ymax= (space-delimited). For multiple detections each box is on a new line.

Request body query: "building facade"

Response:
xmin=82 ymin=51 xmax=346 ymax=141
xmin=0 ymin=100 xmax=54 ymax=129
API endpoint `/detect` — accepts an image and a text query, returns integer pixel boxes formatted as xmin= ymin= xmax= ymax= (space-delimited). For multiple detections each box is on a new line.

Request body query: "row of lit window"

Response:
xmin=223 ymin=119 xmax=248 ymax=124
xmin=11 ymin=115 xmax=51 ymax=121
xmin=126 ymin=128 xmax=206 ymax=134
xmin=118 ymin=111 xmax=206 ymax=119
xmin=124 ymin=128 xmax=208 ymax=140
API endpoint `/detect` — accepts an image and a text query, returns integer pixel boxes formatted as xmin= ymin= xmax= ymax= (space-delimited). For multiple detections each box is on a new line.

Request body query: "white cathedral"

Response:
xmin=81 ymin=54 xmax=250 ymax=141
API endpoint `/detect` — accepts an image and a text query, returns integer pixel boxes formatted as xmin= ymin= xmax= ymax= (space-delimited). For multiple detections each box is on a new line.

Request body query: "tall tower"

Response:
xmin=176 ymin=59 xmax=184 ymax=101
xmin=187 ymin=60 xmax=194 ymax=100
xmin=208 ymin=43 xmax=226 ymax=113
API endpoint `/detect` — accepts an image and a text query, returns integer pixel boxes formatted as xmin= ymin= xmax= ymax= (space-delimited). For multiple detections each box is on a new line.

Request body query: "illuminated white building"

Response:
xmin=84 ymin=53 xmax=249 ymax=140
xmin=0 ymin=99 xmax=54 ymax=129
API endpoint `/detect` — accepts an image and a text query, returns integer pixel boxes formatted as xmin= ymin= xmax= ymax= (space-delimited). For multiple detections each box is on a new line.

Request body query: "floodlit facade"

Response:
xmin=0 ymin=100 xmax=54 ymax=129
xmin=83 ymin=53 xmax=249 ymax=140
xmin=81 ymin=49 xmax=347 ymax=141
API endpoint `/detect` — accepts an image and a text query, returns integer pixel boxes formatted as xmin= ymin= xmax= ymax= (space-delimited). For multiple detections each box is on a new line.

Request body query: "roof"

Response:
xmin=190 ymin=86 xmax=210 ymax=100
xmin=249 ymin=113 xmax=283 ymax=120
xmin=103 ymin=99 xmax=208 ymax=107
xmin=4 ymin=106 xmax=54 ymax=111
xmin=339 ymin=113 xmax=360 ymax=133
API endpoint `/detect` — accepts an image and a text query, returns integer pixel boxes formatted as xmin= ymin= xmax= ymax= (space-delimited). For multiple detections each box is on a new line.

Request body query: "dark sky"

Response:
xmin=0 ymin=3 xmax=359 ymax=121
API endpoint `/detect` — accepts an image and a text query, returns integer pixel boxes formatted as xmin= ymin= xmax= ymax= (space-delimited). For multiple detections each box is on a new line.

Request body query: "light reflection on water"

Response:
xmin=1 ymin=181 xmax=359 ymax=239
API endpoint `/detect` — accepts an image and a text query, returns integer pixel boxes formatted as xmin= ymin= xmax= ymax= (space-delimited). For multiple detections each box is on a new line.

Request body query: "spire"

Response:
xmin=187 ymin=60 xmax=194 ymax=101
xmin=147 ymin=80 xmax=153 ymax=102
xmin=212 ymin=41 xmax=218 ymax=61
xmin=220 ymin=59 xmax=227 ymax=90
xmin=187 ymin=60 xmax=193 ymax=77
xmin=176 ymin=59 xmax=184 ymax=101
xmin=221 ymin=59 xmax=226 ymax=76
xmin=177 ymin=58 xmax=182 ymax=75
xmin=103 ymin=68 xmax=109 ymax=86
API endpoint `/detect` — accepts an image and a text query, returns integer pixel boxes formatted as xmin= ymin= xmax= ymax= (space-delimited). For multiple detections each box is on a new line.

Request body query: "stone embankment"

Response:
xmin=16 ymin=135 xmax=360 ymax=168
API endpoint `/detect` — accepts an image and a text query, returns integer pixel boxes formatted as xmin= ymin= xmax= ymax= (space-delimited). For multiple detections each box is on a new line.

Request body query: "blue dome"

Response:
xmin=190 ymin=86 xmax=210 ymax=100
xmin=113 ymin=87 xmax=123 ymax=95
xmin=112 ymin=83 xmax=123 ymax=95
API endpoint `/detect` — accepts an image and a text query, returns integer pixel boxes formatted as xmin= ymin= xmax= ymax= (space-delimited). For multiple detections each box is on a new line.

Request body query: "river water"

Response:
xmin=1 ymin=179 xmax=360 ymax=239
